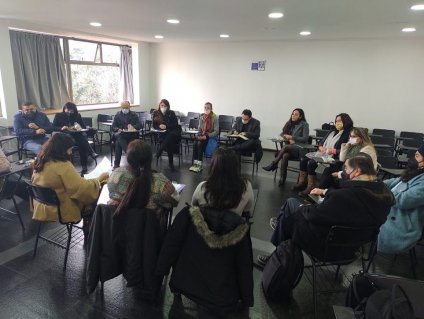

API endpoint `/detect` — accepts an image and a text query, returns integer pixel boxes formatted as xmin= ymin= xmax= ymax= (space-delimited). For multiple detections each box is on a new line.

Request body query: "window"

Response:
xmin=64 ymin=39 xmax=122 ymax=105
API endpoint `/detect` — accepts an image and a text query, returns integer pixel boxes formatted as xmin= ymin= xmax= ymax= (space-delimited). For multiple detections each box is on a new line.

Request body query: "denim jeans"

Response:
xmin=23 ymin=136 xmax=49 ymax=156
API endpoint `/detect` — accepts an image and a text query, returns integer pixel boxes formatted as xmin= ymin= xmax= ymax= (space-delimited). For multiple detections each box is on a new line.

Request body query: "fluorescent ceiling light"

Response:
xmin=89 ymin=22 xmax=102 ymax=27
xmin=167 ymin=19 xmax=180 ymax=24
xmin=402 ymin=27 xmax=416 ymax=32
xmin=300 ymin=31 xmax=311 ymax=36
xmin=155 ymin=35 xmax=164 ymax=39
xmin=220 ymin=34 xmax=230 ymax=38
xmin=411 ymin=4 xmax=424 ymax=11
xmin=268 ymin=12 xmax=284 ymax=19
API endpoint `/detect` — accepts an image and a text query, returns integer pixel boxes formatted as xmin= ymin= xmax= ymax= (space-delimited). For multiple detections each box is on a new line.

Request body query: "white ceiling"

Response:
xmin=2 ymin=0 xmax=424 ymax=43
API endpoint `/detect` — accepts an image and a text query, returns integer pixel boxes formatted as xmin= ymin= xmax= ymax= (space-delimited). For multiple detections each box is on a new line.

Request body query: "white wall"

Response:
xmin=151 ymin=39 xmax=424 ymax=149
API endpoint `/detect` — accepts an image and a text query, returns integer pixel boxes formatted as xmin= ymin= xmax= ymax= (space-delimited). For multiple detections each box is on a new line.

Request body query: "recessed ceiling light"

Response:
xmin=402 ymin=27 xmax=416 ymax=32
xmin=89 ymin=22 xmax=102 ymax=27
xmin=220 ymin=34 xmax=230 ymax=38
xmin=167 ymin=19 xmax=180 ymax=24
xmin=300 ymin=31 xmax=311 ymax=36
xmin=411 ymin=4 xmax=424 ymax=11
xmin=268 ymin=12 xmax=284 ymax=19
xmin=155 ymin=35 xmax=164 ymax=39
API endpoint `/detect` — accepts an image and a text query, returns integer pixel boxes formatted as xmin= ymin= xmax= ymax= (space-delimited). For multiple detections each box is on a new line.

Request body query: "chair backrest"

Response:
xmin=377 ymin=155 xmax=398 ymax=169
xmin=179 ymin=116 xmax=190 ymax=126
xmin=372 ymin=128 xmax=395 ymax=138
xmin=400 ymin=131 xmax=424 ymax=140
xmin=27 ymin=182 xmax=68 ymax=224
xmin=81 ymin=117 xmax=93 ymax=127
xmin=402 ymin=138 xmax=423 ymax=149
xmin=218 ymin=114 xmax=234 ymax=125
xmin=97 ymin=114 xmax=113 ymax=128
xmin=187 ymin=112 xmax=200 ymax=119
xmin=370 ymin=135 xmax=396 ymax=148
xmin=323 ymin=225 xmax=377 ymax=262
xmin=188 ymin=118 xmax=199 ymax=130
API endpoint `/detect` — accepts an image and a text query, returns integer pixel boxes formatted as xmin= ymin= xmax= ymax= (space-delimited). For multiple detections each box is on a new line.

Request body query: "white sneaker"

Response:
xmin=189 ymin=164 xmax=197 ymax=172
xmin=193 ymin=164 xmax=203 ymax=173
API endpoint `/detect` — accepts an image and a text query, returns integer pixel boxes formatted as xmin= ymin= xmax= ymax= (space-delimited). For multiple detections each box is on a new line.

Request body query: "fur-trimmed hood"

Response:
xmin=189 ymin=206 xmax=249 ymax=249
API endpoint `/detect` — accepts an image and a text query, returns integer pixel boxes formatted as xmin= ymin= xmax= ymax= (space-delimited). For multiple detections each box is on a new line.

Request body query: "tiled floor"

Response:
xmin=0 ymin=144 xmax=422 ymax=319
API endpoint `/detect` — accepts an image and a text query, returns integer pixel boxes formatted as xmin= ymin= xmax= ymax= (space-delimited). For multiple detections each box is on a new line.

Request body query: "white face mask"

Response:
xmin=121 ymin=108 xmax=129 ymax=114
xmin=241 ymin=119 xmax=249 ymax=124
xmin=160 ymin=107 xmax=167 ymax=114
xmin=349 ymin=137 xmax=358 ymax=145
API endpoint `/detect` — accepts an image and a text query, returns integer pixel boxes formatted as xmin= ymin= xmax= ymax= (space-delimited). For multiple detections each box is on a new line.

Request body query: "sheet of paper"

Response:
xmin=84 ymin=156 xmax=111 ymax=179
xmin=172 ymin=182 xmax=186 ymax=193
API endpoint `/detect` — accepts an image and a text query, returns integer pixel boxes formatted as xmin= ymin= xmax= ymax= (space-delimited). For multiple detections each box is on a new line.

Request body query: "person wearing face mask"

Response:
xmin=293 ymin=113 xmax=353 ymax=196
xmin=262 ymin=108 xmax=309 ymax=186
xmin=189 ymin=102 xmax=219 ymax=172
xmin=53 ymin=102 xmax=98 ymax=174
xmin=32 ymin=133 xmax=108 ymax=223
xmin=257 ymin=153 xmax=394 ymax=267
xmin=152 ymin=99 xmax=181 ymax=170
xmin=229 ymin=109 xmax=261 ymax=159
xmin=13 ymin=101 xmax=53 ymax=156
xmin=377 ymin=144 xmax=424 ymax=255
xmin=111 ymin=101 xmax=141 ymax=169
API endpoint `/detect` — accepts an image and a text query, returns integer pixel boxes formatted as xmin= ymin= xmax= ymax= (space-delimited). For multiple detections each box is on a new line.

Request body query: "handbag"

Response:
xmin=205 ymin=137 xmax=219 ymax=157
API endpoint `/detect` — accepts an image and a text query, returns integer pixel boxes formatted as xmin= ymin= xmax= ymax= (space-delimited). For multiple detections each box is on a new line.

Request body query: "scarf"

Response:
xmin=344 ymin=144 xmax=363 ymax=160
xmin=201 ymin=113 xmax=212 ymax=135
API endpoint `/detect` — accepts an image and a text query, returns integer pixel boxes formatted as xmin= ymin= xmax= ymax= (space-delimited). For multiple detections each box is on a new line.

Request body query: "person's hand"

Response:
xmin=283 ymin=134 xmax=292 ymax=140
xmin=29 ymin=123 xmax=39 ymax=129
xmin=318 ymin=146 xmax=326 ymax=153
xmin=159 ymin=124 xmax=166 ymax=130
xmin=117 ymin=129 xmax=122 ymax=133
xmin=61 ymin=126 xmax=68 ymax=131
xmin=127 ymin=124 xmax=136 ymax=132
xmin=240 ymin=132 xmax=246 ymax=136
xmin=331 ymin=172 xmax=339 ymax=178
xmin=310 ymin=188 xmax=325 ymax=196
xmin=98 ymin=172 xmax=109 ymax=184
xmin=289 ymin=138 xmax=296 ymax=145
xmin=232 ymin=130 xmax=239 ymax=135
xmin=326 ymin=148 xmax=333 ymax=155
xmin=35 ymin=128 xmax=45 ymax=135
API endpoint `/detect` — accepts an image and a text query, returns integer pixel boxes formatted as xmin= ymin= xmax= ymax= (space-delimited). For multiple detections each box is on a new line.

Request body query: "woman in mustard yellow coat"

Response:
xmin=32 ymin=133 xmax=108 ymax=223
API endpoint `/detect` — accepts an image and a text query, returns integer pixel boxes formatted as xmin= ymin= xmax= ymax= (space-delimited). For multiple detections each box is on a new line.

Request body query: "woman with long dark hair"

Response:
xmin=53 ymin=102 xmax=97 ymax=174
xmin=262 ymin=108 xmax=309 ymax=186
xmin=191 ymin=148 xmax=253 ymax=215
xmin=152 ymin=99 xmax=182 ymax=170
xmin=109 ymin=140 xmax=179 ymax=219
xmin=32 ymin=133 xmax=108 ymax=222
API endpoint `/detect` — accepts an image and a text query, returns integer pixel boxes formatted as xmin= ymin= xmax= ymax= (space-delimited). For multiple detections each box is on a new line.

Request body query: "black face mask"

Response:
xmin=340 ymin=171 xmax=350 ymax=181
xmin=407 ymin=158 xmax=420 ymax=170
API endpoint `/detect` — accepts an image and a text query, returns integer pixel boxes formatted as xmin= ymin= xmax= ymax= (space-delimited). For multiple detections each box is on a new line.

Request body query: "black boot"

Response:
xmin=262 ymin=161 xmax=278 ymax=172
xmin=168 ymin=155 xmax=175 ymax=171
xmin=278 ymin=172 xmax=287 ymax=186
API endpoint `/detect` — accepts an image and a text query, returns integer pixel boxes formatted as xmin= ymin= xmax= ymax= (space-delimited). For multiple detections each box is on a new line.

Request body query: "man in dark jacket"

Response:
xmin=230 ymin=109 xmax=261 ymax=155
xmin=13 ymin=102 xmax=53 ymax=155
xmin=156 ymin=205 xmax=254 ymax=312
xmin=258 ymin=153 xmax=394 ymax=265
xmin=112 ymin=101 xmax=141 ymax=168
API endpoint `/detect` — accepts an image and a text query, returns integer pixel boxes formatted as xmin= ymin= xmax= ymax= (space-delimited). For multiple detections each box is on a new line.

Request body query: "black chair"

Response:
xmin=182 ymin=118 xmax=199 ymax=154
xmin=397 ymin=132 xmax=423 ymax=155
xmin=377 ymin=155 xmax=402 ymax=179
xmin=303 ymin=225 xmax=378 ymax=319
xmin=27 ymin=182 xmax=86 ymax=270
xmin=370 ymin=135 xmax=396 ymax=155
xmin=187 ymin=112 xmax=200 ymax=119
xmin=218 ymin=115 xmax=234 ymax=145
xmin=372 ymin=128 xmax=395 ymax=138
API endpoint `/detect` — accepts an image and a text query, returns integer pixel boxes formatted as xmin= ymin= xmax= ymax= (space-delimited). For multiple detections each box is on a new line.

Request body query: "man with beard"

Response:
xmin=378 ymin=144 xmax=424 ymax=254
xmin=13 ymin=102 xmax=53 ymax=156
xmin=257 ymin=153 xmax=394 ymax=266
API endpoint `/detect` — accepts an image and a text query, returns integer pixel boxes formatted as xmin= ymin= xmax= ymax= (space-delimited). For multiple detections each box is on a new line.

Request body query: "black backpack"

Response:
xmin=321 ymin=122 xmax=335 ymax=131
xmin=345 ymin=272 xmax=378 ymax=312
xmin=365 ymin=284 xmax=414 ymax=319
xmin=261 ymin=239 xmax=304 ymax=300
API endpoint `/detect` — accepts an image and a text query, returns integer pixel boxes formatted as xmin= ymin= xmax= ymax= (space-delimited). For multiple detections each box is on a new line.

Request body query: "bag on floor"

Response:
xmin=261 ymin=239 xmax=304 ymax=300
xmin=205 ymin=137 xmax=219 ymax=157
xmin=365 ymin=284 xmax=414 ymax=319
xmin=345 ymin=272 xmax=378 ymax=312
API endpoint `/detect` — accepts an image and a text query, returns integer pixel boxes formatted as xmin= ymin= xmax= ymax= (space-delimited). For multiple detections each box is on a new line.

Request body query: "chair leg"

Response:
xmin=33 ymin=222 xmax=42 ymax=257
xmin=12 ymin=196 xmax=25 ymax=230
xmin=409 ymin=248 xmax=417 ymax=279
xmin=63 ymin=224 xmax=73 ymax=271
xmin=312 ymin=259 xmax=318 ymax=319
xmin=334 ymin=265 xmax=341 ymax=282
xmin=366 ymin=241 xmax=377 ymax=273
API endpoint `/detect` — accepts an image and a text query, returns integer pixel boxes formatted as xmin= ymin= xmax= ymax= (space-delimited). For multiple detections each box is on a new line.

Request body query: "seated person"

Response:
xmin=112 ymin=101 xmax=141 ymax=169
xmin=189 ymin=102 xmax=219 ymax=172
xmin=262 ymin=108 xmax=309 ymax=186
xmin=0 ymin=147 xmax=11 ymax=174
xmin=229 ymin=109 xmax=261 ymax=157
xmin=13 ymin=102 xmax=53 ymax=156
xmin=152 ymin=99 xmax=182 ymax=170
xmin=108 ymin=140 xmax=179 ymax=216
xmin=378 ymin=144 xmax=424 ymax=254
xmin=32 ymin=133 xmax=108 ymax=223
xmin=293 ymin=113 xmax=353 ymax=196
xmin=53 ymin=102 xmax=98 ymax=174
xmin=191 ymin=148 xmax=254 ymax=216
xmin=257 ymin=153 xmax=394 ymax=266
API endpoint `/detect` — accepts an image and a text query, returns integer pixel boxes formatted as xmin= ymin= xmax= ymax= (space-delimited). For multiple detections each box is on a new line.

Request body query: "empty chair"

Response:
xmin=370 ymin=135 xmax=395 ymax=155
xmin=218 ymin=115 xmax=234 ymax=145
xmin=96 ymin=114 xmax=113 ymax=152
xmin=372 ymin=128 xmax=395 ymax=138
xmin=187 ymin=111 xmax=200 ymax=119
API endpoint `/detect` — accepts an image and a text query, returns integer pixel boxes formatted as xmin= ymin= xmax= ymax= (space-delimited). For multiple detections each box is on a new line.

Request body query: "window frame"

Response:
xmin=62 ymin=37 xmax=122 ymax=106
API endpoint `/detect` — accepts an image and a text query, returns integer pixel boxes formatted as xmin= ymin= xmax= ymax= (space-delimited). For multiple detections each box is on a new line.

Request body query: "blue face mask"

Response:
xmin=122 ymin=108 xmax=129 ymax=114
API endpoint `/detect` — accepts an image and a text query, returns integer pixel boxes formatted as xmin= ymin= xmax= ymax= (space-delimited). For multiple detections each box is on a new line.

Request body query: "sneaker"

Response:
xmin=269 ymin=217 xmax=278 ymax=230
xmin=257 ymin=254 xmax=270 ymax=267
xmin=189 ymin=164 xmax=197 ymax=172
xmin=192 ymin=164 xmax=203 ymax=173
